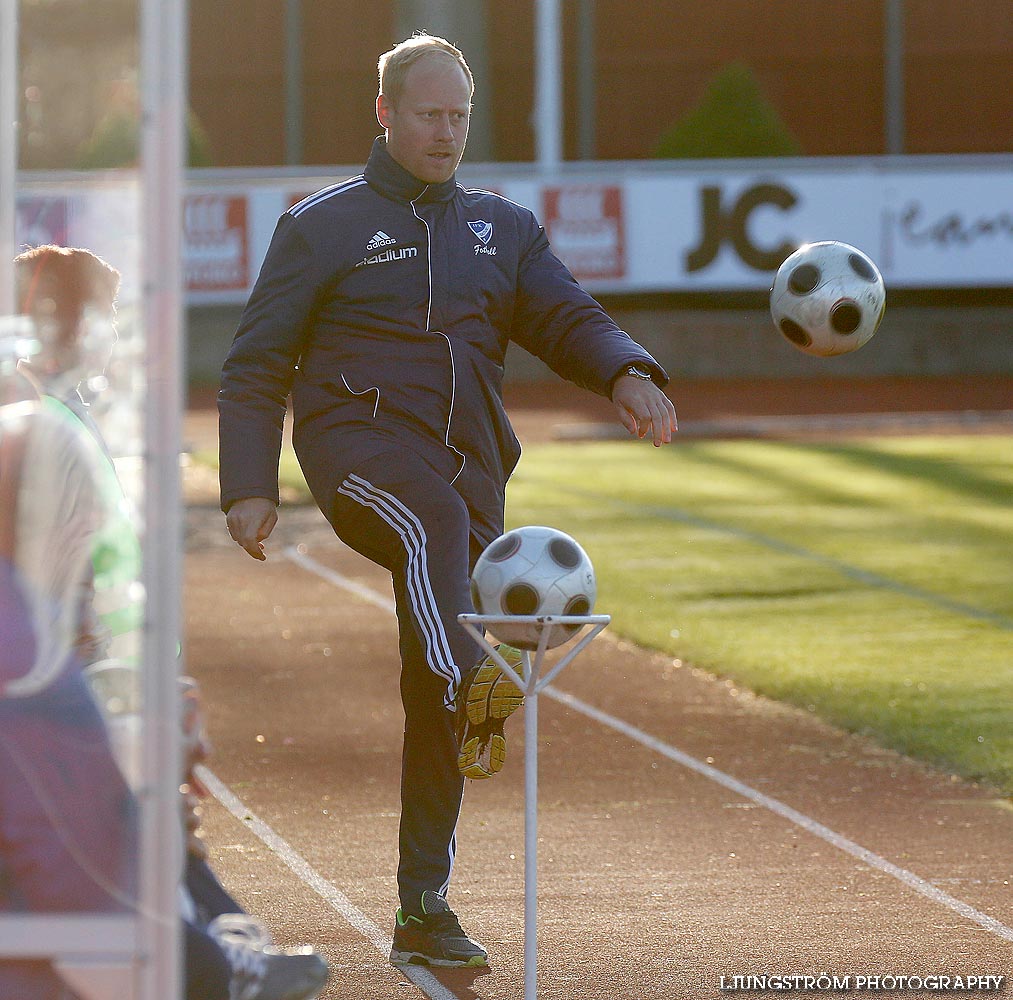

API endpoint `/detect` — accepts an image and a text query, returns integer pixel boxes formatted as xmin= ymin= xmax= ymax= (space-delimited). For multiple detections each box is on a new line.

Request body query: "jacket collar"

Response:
xmin=364 ymin=137 xmax=458 ymax=205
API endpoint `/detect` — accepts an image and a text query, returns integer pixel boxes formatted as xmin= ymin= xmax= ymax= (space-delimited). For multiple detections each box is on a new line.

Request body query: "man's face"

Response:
xmin=377 ymin=53 xmax=472 ymax=185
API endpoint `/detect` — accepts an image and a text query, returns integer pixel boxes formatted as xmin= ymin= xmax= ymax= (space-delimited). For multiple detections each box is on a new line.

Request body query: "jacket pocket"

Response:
xmin=338 ymin=373 xmax=381 ymax=418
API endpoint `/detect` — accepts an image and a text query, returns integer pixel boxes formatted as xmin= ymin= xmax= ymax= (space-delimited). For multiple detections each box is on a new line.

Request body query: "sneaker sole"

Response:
xmin=389 ymin=948 xmax=488 ymax=968
xmin=457 ymin=662 xmax=523 ymax=779
xmin=466 ymin=664 xmax=524 ymax=724
xmin=457 ymin=731 xmax=506 ymax=780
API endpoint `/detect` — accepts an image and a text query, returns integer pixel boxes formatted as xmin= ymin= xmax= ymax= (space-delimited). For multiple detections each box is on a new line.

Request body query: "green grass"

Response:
xmin=196 ymin=434 xmax=1013 ymax=793
xmin=505 ymin=435 xmax=1013 ymax=794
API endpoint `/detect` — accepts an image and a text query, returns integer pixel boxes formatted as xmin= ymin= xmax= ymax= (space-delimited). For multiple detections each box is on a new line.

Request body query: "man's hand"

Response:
xmin=611 ymin=376 xmax=678 ymax=447
xmin=225 ymin=497 xmax=278 ymax=561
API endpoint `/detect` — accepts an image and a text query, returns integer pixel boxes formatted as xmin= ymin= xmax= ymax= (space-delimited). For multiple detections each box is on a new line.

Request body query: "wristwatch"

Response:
xmin=621 ymin=364 xmax=654 ymax=382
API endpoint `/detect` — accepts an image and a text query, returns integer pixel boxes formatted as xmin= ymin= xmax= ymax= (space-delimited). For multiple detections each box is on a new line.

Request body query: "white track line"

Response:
xmin=544 ymin=688 xmax=1013 ymax=943
xmin=196 ymin=765 xmax=460 ymax=1000
xmin=282 ymin=543 xmax=1013 ymax=944
xmin=285 ymin=543 xmax=396 ymax=614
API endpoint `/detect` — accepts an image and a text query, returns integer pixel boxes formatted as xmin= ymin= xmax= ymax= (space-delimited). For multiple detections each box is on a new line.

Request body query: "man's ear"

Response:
xmin=376 ymin=94 xmax=392 ymax=129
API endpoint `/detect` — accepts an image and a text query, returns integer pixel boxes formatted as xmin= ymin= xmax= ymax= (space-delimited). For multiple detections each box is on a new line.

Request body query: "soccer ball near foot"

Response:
xmin=470 ymin=525 xmax=596 ymax=650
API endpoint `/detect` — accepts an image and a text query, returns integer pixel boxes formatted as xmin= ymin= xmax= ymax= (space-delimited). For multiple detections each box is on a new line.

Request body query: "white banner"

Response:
xmin=486 ymin=161 xmax=1013 ymax=291
xmin=16 ymin=156 xmax=1013 ymax=300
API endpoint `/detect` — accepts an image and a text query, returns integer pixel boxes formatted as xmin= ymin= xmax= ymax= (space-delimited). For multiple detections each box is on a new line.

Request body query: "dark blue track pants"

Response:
xmin=327 ymin=446 xmax=502 ymax=914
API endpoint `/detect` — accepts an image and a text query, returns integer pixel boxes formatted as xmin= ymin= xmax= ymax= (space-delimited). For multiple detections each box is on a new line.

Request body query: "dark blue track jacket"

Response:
xmin=219 ymin=138 xmax=669 ymax=525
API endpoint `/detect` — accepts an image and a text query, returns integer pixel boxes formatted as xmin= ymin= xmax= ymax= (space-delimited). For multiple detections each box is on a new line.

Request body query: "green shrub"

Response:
xmin=654 ymin=63 xmax=801 ymax=159
xmin=75 ymin=108 xmax=214 ymax=169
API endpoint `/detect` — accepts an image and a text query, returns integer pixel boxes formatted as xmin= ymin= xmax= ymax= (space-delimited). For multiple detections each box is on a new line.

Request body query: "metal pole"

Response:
xmin=393 ymin=0 xmax=493 ymax=161
xmin=535 ymin=0 xmax=563 ymax=170
xmin=576 ymin=0 xmax=596 ymax=160
xmin=0 ymin=0 xmax=17 ymax=314
xmin=884 ymin=0 xmax=905 ymax=155
xmin=524 ymin=659 xmax=539 ymax=1000
xmin=459 ymin=614 xmax=610 ymax=1000
xmin=284 ymin=0 xmax=304 ymax=166
xmin=139 ymin=0 xmax=185 ymax=994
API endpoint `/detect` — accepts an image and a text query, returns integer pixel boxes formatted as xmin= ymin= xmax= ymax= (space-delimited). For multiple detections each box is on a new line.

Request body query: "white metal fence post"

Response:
xmin=139 ymin=0 xmax=186 ymax=995
xmin=0 ymin=0 xmax=17 ymax=315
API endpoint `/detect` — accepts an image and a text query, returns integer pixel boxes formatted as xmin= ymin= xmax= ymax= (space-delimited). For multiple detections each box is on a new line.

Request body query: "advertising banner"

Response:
xmin=183 ymin=193 xmax=249 ymax=296
xmin=16 ymin=157 xmax=1013 ymax=300
xmin=542 ymin=184 xmax=625 ymax=281
xmin=495 ymin=161 xmax=1012 ymax=292
xmin=15 ymin=194 xmax=69 ymax=249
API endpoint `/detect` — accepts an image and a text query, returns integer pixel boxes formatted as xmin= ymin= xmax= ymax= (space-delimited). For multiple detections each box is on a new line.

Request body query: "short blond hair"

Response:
xmin=378 ymin=33 xmax=474 ymax=109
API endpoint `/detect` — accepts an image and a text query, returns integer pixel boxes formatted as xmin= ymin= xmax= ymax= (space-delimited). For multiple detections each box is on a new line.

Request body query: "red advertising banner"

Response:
xmin=542 ymin=185 xmax=625 ymax=281
xmin=184 ymin=194 xmax=249 ymax=292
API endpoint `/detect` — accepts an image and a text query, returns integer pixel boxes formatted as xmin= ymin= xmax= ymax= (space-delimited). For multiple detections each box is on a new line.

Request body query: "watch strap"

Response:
xmin=622 ymin=364 xmax=654 ymax=381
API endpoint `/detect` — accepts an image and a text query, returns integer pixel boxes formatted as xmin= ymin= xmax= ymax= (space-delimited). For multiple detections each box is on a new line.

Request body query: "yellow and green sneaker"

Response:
xmin=455 ymin=644 xmax=525 ymax=780
xmin=389 ymin=891 xmax=488 ymax=967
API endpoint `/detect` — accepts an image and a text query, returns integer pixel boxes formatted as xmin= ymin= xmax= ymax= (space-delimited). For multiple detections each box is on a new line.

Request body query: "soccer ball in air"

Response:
xmin=770 ymin=241 xmax=886 ymax=357
xmin=470 ymin=525 xmax=597 ymax=650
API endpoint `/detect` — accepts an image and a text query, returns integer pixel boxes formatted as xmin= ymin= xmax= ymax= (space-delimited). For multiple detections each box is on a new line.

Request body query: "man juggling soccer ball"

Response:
xmin=219 ymin=32 xmax=676 ymax=969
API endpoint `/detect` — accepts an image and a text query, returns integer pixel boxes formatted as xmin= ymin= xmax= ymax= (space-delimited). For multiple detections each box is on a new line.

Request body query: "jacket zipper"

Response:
xmin=411 ymin=193 xmax=466 ymax=484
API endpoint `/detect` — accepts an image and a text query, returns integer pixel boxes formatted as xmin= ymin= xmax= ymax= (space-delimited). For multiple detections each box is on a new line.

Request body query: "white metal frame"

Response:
xmin=138 ymin=0 xmax=187 ymax=995
xmin=0 ymin=0 xmax=16 ymax=314
xmin=458 ymin=612 xmax=611 ymax=1000
xmin=0 ymin=0 xmax=185 ymax=995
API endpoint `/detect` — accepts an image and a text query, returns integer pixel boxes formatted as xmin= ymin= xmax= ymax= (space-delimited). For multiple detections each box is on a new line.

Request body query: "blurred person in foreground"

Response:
xmin=219 ymin=33 xmax=677 ymax=968
xmin=0 ymin=288 xmax=137 ymax=999
xmin=11 ymin=245 xmax=329 ymax=1000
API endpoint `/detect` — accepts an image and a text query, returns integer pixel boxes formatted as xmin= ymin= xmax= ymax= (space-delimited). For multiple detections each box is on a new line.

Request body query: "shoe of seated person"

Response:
xmin=207 ymin=913 xmax=329 ymax=1000
xmin=455 ymin=644 xmax=525 ymax=779
xmin=389 ymin=890 xmax=488 ymax=968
